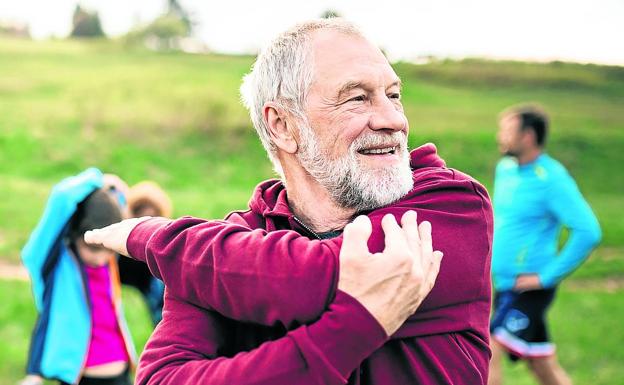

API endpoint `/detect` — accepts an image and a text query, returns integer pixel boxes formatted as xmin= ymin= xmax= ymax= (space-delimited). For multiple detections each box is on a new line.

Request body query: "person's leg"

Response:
xmin=488 ymin=340 xmax=505 ymax=385
xmin=517 ymin=288 xmax=569 ymax=384
xmin=527 ymin=354 xmax=572 ymax=385
xmin=489 ymin=290 xmax=518 ymax=385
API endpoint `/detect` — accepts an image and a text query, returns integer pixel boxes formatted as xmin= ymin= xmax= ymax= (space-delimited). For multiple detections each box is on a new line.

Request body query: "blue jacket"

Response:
xmin=22 ymin=168 xmax=137 ymax=384
xmin=491 ymin=154 xmax=601 ymax=290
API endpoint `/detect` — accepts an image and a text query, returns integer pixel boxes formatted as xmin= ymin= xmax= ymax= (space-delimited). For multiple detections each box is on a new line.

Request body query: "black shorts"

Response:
xmin=490 ymin=288 xmax=557 ymax=361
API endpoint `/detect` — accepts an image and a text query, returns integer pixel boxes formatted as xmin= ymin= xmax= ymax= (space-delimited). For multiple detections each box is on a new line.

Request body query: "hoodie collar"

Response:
xmin=248 ymin=179 xmax=292 ymax=219
xmin=410 ymin=142 xmax=445 ymax=169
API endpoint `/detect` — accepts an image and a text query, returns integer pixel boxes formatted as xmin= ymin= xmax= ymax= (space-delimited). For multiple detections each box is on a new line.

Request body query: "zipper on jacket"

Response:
xmin=292 ymin=216 xmax=321 ymax=239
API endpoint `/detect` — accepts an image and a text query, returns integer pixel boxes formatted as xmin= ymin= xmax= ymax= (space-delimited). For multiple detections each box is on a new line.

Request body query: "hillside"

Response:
xmin=1 ymin=37 xmax=623 ymax=269
xmin=1 ymin=36 xmax=623 ymax=385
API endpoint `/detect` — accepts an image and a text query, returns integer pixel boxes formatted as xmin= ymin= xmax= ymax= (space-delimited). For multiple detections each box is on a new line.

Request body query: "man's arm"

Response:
xmin=134 ymin=214 xmax=442 ymax=385
xmin=86 ymin=178 xmax=482 ymax=329
xmin=137 ymin=290 xmax=385 ymax=385
xmin=539 ymin=172 xmax=602 ymax=287
xmin=87 ymin=215 xmax=341 ymax=326
xmin=86 ymin=212 xmax=441 ymax=329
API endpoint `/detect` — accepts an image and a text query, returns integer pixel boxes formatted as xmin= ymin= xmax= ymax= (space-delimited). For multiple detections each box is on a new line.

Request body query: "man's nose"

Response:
xmin=368 ymin=96 xmax=407 ymax=133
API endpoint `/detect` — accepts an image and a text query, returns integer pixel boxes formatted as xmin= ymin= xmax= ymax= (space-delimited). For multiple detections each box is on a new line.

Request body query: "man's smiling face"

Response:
xmin=295 ymin=30 xmax=413 ymax=211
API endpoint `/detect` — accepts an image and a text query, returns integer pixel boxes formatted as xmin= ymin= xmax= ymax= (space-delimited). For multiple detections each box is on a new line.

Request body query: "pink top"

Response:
xmin=84 ymin=265 xmax=129 ymax=368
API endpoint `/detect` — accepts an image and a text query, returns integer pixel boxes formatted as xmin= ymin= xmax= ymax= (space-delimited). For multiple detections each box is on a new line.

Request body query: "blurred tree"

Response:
xmin=168 ymin=0 xmax=193 ymax=33
xmin=141 ymin=14 xmax=189 ymax=41
xmin=320 ymin=9 xmax=342 ymax=19
xmin=124 ymin=1 xmax=197 ymax=51
xmin=71 ymin=5 xmax=105 ymax=38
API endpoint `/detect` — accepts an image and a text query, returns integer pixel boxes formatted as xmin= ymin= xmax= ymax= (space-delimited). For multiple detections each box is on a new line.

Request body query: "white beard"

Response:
xmin=296 ymin=122 xmax=414 ymax=212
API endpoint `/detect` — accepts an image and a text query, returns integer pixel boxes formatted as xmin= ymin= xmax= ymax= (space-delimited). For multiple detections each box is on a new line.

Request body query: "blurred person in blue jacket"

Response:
xmin=488 ymin=105 xmax=601 ymax=385
xmin=19 ymin=169 xmax=136 ymax=385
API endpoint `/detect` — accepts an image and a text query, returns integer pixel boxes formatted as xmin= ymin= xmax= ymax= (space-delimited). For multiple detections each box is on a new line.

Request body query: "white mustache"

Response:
xmin=352 ymin=132 xmax=407 ymax=152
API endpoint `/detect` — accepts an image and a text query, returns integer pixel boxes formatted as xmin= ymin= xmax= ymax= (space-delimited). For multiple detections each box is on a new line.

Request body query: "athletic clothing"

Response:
xmin=491 ymin=153 xmax=600 ymax=360
xmin=22 ymin=169 xmax=137 ymax=384
xmin=490 ymin=288 xmax=556 ymax=360
xmin=84 ymin=265 xmax=130 ymax=368
xmin=491 ymin=154 xmax=601 ymax=291
xmin=127 ymin=144 xmax=494 ymax=385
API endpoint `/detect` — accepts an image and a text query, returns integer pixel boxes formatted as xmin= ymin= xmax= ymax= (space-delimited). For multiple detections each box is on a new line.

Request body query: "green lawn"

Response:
xmin=1 ymin=36 xmax=623 ymax=384
xmin=1 ymin=279 xmax=621 ymax=385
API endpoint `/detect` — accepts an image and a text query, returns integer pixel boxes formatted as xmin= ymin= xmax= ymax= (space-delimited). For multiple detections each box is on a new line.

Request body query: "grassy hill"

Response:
xmin=0 ymin=36 xmax=623 ymax=384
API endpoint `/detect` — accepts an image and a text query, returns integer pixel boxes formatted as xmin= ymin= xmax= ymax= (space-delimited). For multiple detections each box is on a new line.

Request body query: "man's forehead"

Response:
xmin=500 ymin=114 xmax=522 ymax=130
xmin=308 ymin=30 xmax=398 ymax=91
xmin=310 ymin=29 xmax=386 ymax=63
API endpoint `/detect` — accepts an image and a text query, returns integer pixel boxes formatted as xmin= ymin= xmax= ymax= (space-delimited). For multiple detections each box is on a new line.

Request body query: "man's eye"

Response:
xmin=348 ymin=95 xmax=366 ymax=102
xmin=388 ymin=93 xmax=401 ymax=100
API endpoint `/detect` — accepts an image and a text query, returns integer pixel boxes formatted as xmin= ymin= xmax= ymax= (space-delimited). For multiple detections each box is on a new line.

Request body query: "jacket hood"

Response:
xmin=248 ymin=143 xmax=447 ymax=218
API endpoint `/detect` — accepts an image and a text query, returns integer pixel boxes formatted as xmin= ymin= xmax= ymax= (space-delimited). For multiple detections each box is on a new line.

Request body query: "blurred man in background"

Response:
xmin=489 ymin=104 xmax=602 ymax=385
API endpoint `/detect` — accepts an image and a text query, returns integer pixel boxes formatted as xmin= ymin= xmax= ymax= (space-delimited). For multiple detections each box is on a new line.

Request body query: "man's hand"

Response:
xmin=84 ymin=217 xmax=152 ymax=257
xmin=338 ymin=211 xmax=443 ymax=336
xmin=513 ymin=274 xmax=542 ymax=292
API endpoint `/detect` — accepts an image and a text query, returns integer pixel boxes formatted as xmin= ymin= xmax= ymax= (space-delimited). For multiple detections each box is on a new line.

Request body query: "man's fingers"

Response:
xmin=341 ymin=215 xmax=373 ymax=258
xmin=425 ymin=250 xmax=444 ymax=289
xmin=401 ymin=210 xmax=420 ymax=252
xmin=84 ymin=228 xmax=104 ymax=245
xmin=83 ymin=217 xmax=150 ymax=256
xmin=84 ymin=224 xmax=119 ymax=253
xmin=382 ymin=213 xmax=409 ymax=255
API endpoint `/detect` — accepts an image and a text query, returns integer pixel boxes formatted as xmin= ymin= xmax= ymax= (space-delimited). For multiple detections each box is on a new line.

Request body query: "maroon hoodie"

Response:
xmin=127 ymin=143 xmax=493 ymax=385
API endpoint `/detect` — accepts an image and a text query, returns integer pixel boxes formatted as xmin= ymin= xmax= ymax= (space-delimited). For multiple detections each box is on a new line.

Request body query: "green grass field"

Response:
xmin=1 ymin=36 xmax=623 ymax=384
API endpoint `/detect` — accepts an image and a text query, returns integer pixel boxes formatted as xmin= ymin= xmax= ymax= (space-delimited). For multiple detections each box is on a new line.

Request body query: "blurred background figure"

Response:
xmin=19 ymin=169 xmax=136 ymax=385
xmin=118 ymin=181 xmax=173 ymax=325
xmin=489 ymin=105 xmax=602 ymax=385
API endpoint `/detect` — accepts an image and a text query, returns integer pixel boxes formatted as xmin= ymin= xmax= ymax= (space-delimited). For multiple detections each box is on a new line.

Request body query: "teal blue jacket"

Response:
xmin=22 ymin=168 xmax=136 ymax=384
xmin=491 ymin=154 xmax=601 ymax=291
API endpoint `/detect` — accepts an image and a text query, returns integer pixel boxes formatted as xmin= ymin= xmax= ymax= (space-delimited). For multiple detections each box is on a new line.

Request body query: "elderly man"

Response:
xmin=87 ymin=19 xmax=493 ymax=384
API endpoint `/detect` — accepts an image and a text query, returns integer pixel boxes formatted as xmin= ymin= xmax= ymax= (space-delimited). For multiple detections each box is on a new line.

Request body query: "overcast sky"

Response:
xmin=1 ymin=0 xmax=623 ymax=65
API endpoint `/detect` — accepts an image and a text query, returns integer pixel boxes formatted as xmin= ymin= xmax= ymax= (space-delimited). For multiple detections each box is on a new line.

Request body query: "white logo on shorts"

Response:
xmin=505 ymin=309 xmax=530 ymax=333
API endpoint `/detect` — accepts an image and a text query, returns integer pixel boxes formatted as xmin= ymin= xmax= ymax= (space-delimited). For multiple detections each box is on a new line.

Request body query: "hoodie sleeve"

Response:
xmin=539 ymin=171 xmax=601 ymax=287
xmin=136 ymin=290 xmax=387 ymax=385
xmin=127 ymin=216 xmax=342 ymax=327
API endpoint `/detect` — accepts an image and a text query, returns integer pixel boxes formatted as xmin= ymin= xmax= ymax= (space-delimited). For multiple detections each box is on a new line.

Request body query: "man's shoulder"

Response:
xmin=538 ymin=154 xmax=568 ymax=174
xmin=495 ymin=157 xmax=517 ymax=174
xmin=535 ymin=154 xmax=574 ymax=186
xmin=409 ymin=164 xmax=489 ymax=200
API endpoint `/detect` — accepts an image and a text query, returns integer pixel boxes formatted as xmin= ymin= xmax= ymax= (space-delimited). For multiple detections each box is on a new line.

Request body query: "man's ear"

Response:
xmin=523 ymin=127 xmax=538 ymax=147
xmin=263 ymin=102 xmax=298 ymax=154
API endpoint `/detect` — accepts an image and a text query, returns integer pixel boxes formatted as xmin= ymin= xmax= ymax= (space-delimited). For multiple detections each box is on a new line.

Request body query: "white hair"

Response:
xmin=240 ymin=18 xmax=364 ymax=177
